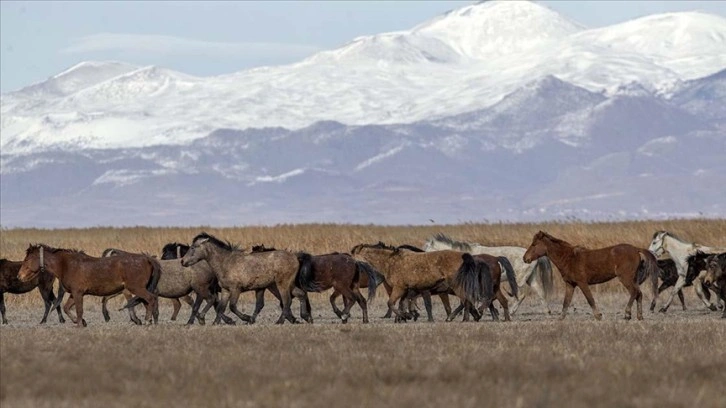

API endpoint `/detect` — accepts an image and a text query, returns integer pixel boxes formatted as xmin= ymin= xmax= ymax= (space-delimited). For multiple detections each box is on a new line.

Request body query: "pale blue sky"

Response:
xmin=2 ymin=1 xmax=725 ymax=92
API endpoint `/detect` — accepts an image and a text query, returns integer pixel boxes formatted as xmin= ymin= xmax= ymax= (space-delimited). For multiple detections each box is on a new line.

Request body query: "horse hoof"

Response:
xmin=637 ymin=315 xmax=643 ymax=320
xmin=709 ymin=305 xmax=718 ymax=312
xmin=594 ymin=314 xmax=603 ymax=321
xmin=171 ymin=316 xmax=177 ymax=321
xmin=2 ymin=320 xmax=8 ymax=325
xmin=82 ymin=319 xmax=88 ymax=327
xmin=624 ymin=315 xmax=631 ymax=320
xmin=658 ymin=308 xmax=668 ymax=314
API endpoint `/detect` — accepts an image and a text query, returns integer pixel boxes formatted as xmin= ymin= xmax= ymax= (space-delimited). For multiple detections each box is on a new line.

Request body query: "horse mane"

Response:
xmin=397 ymin=244 xmax=424 ymax=252
xmin=351 ymin=241 xmax=399 ymax=254
xmin=653 ymin=230 xmax=688 ymax=244
xmin=192 ymin=232 xmax=240 ymax=251
xmin=251 ymin=244 xmax=276 ymax=253
xmin=26 ymin=244 xmax=85 ymax=256
xmin=431 ymin=233 xmax=474 ymax=252
xmin=162 ymin=242 xmax=189 ymax=253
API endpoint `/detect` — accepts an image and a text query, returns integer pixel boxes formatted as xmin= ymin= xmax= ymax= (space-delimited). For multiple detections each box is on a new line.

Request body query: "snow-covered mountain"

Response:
xmin=1 ymin=0 xmax=725 ymax=227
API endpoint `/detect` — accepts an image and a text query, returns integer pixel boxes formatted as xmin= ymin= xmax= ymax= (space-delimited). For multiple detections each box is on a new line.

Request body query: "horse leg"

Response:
xmin=660 ymin=275 xmax=686 ymax=313
xmin=214 ymin=289 xmax=233 ymax=325
xmin=386 ymin=286 xmax=407 ymax=323
xmin=0 ymin=293 xmax=6 ymax=324
xmin=329 ymin=291 xmax=344 ymax=319
xmin=226 ymin=289 xmax=253 ymax=323
xmin=694 ymin=278 xmax=717 ymax=311
xmin=652 ymin=282 xmax=670 ymax=312
xmin=560 ymin=283 xmax=576 ymax=320
xmin=128 ymin=288 xmax=157 ymax=325
xmin=677 ymin=290 xmax=686 ymax=311
xmin=39 ymin=288 xmax=52 ymax=324
xmin=531 ymin=278 xmax=552 ymax=315
xmin=250 ymin=289 xmax=266 ymax=323
xmin=275 ymin=287 xmax=296 ymax=325
xmin=72 ymin=292 xmax=87 ymax=328
xmin=438 ymin=293 xmax=452 ymax=319
xmin=446 ymin=302 xmax=465 ymax=322
xmin=170 ymin=298 xmax=182 ymax=321
xmin=53 ymin=284 xmax=65 ymax=323
xmin=421 ymin=291 xmax=434 ymax=322
xmin=382 ymin=282 xmax=394 ymax=319
xmin=577 ymin=282 xmax=602 ymax=321
xmin=292 ymin=287 xmax=313 ymax=324
xmin=64 ymin=295 xmax=78 ymax=324
xmin=510 ymin=283 xmax=529 ymax=315
xmin=186 ymin=293 xmax=205 ymax=325
xmin=496 ymin=289 xmax=511 ymax=321
xmin=351 ymin=286 xmax=369 ymax=324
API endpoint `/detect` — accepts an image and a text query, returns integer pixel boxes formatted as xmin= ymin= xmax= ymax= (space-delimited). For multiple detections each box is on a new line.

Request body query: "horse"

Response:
xmin=104 ymin=248 xmax=228 ymax=326
xmin=18 ymin=245 xmax=160 ymax=327
xmin=656 ymin=259 xmax=687 ymax=310
xmin=523 ymin=231 xmax=659 ymax=321
xmin=424 ymin=233 xmax=555 ymax=315
xmin=1 ymin=258 xmax=64 ymax=324
xmin=445 ymin=253 xmax=518 ymax=322
xmin=350 ymin=242 xmax=483 ymax=322
xmin=295 ymin=252 xmax=378 ymax=323
xmin=180 ymin=232 xmax=299 ymax=324
xmin=704 ymin=253 xmax=726 ymax=318
xmin=648 ymin=231 xmax=725 ymax=312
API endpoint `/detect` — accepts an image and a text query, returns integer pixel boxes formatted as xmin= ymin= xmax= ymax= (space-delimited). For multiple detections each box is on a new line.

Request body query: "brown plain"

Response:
xmin=1 ymin=219 xmax=725 ymax=407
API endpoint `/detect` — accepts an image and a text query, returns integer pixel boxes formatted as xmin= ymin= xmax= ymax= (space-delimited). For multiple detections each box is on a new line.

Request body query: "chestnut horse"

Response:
xmin=704 ymin=253 xmax=726 ymax=318
xmin=295 ymin=252 xmax=378 ymax=323
xmin=523 ymin=232 xmax=658 ymax=320
xmin=1 ymin=258 xmax=64 ymax=324
xmin=18 ymin=245 xmax=160 ymax=327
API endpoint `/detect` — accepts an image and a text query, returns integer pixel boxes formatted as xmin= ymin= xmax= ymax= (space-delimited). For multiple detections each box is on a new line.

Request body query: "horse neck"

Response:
xmin=203 ymin=245 xmax=234 ymax=276
xmin=361 ymin=250 xmax=397 ymax=276
xmin=663 ymin=236 xmax=696 ymax=267
xmin=44 ymin=251 xmax=70 ymax=280
xmin=541 ymin=239 xmax=575 ymax=273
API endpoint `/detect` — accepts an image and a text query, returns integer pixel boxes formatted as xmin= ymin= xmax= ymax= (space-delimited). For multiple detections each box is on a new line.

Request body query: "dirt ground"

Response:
xmin=1 ymin=289 xmax=724 ymax=408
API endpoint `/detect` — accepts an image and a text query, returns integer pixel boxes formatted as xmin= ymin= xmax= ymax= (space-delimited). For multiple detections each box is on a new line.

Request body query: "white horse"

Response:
xmin=649 ymin=231 xmax=725 ymax=312
xmin=423 ymin=233 xmax=555 ymax=315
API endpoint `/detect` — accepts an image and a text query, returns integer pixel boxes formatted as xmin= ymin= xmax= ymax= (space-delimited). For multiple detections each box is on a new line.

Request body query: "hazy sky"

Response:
xmin=2 ymin=1 xmax=725 ymax=92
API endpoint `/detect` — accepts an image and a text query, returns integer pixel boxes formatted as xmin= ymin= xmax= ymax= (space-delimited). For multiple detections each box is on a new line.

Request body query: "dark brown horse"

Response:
xmin=446 ymin=253 xmax=518 ymax=321
xmin=1 ymin=259 xmax=64 ymax=324
xmin=704 ymin=253 xmax=726 ymax=318
xmin=523 ymin=231 xmax=658 ymax=320
xmin=295 ymin=252 xmax=378 ymax=323
xmin=18 ymin=245 xmax=160 ymax=327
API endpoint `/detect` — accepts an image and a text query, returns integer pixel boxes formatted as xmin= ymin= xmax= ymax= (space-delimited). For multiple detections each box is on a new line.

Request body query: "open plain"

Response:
xmin=1 ymin=220 xmax=725 ymax=407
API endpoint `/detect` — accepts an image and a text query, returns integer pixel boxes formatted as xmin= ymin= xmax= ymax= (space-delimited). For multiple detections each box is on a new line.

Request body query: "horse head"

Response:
xmin=18 ymin=244 xmax=46 ymax=282
xmin=523 ymin=231 xmax=549 ymax=264
xmin=648 ymin=231 xmax=669 ymax=257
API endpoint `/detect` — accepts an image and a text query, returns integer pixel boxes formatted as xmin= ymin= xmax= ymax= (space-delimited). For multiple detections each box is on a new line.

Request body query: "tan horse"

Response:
xmin=181 ymin=233 xmax=299 ymax=324
xmin=18 ymin=245 xmax=160 ymax=327
xmin=523 ymin=231 xmax=658 ymax=320
xmin=350 ymin=242 xmax=481 ymax=322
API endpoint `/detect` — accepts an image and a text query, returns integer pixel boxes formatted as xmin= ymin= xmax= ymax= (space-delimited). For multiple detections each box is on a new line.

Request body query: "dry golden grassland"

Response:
xmin=1 ymin=220 xmax=725 ymax=408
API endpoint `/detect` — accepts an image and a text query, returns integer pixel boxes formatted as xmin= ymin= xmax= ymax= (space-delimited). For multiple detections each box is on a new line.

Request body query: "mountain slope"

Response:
xmin=2 ymin=1 xmax=725 ymax=154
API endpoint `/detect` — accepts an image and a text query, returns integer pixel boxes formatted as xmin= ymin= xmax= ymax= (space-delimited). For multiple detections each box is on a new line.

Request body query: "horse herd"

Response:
xmin=1 ymin=230 xmax=724 ymax=327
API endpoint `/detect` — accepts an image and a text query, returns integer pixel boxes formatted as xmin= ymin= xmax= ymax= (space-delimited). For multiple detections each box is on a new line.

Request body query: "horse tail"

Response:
xmin=536 ymin=257 xmax=554 ymax=300
xmin=638 ymin=250 xmax=659 ymax=302
xmin=478 ymin=261 xmax=494 ymax=302
xmin=295 ymin=252 xmax=318 ymax=292
xmin=146 ymin=257 xmax=162 ymax=294
xmin=454 ymin=253 xmax=482 ymax=303
xmin=356 ymin=260 xmax=379 ymax=303
xmin=498 ymin=256 xmax=518 ymax=300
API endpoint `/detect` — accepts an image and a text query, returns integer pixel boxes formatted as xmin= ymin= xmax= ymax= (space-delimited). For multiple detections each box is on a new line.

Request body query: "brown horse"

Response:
xmin=101 ymin=248 xmax=194 ymax=322
xmin=350 ymin=242 xmax=481 ymax=322
xmin=1 ymin=259 xmax=64 ymax=324
xmin=103 ymin=248 xmax=229 ymax=325
xmin=18 ymin=245 xmax=160 ymax=327
xmin=296 ymin=252 xmax=378 ymax=323
xmin=181 ymin=233 xmax=299 ymax=324
xmin=704 ymin=253 xmax=726 ymax=318
xmin=446 ymin=253 xmax=518 ymax=322
xmin=523 ymin=231 xmax=659 ymax=320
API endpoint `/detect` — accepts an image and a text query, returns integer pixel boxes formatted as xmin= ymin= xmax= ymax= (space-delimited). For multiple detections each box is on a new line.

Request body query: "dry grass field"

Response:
xmin=1 ymin=220 xmax=725 ymax=407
